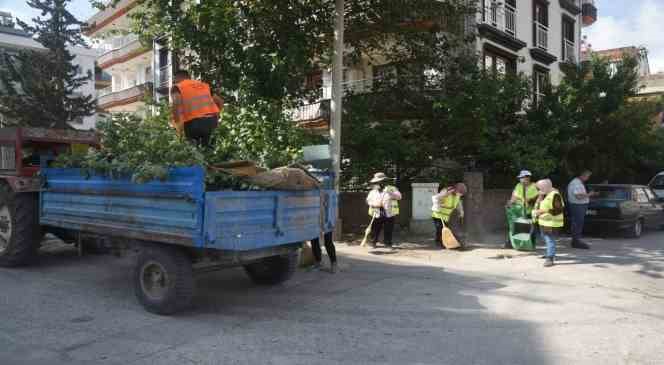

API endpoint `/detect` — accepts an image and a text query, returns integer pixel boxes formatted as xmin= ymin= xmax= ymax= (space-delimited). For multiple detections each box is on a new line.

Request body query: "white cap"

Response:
xmin=517 ymin=170 xmax=533 ymax=179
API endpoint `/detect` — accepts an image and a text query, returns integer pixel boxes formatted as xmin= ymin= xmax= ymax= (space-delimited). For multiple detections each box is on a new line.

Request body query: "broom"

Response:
xmin=360 ymin=216 xmax=375 ymax=247
xmin=440 ymin=218 xmax=461 ymax=249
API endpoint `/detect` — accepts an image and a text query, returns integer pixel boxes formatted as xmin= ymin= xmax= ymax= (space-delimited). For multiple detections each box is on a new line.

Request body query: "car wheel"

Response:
xmin=628 ymin=219 xmax=643 ymax=239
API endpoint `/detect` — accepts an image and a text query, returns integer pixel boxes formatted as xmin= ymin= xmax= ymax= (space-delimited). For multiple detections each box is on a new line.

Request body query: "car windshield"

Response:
xmin=651 ymin=175 xmax=664 ymax=189
xmin=589 ymin=186 xmax=629 ymax=200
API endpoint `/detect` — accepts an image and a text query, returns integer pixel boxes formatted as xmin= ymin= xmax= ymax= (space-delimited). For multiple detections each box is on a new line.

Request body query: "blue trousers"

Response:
xmin=541 ymin=231 xmax=557 ymax=258
xmin=568 ymin=203 xmax=588 ymax=241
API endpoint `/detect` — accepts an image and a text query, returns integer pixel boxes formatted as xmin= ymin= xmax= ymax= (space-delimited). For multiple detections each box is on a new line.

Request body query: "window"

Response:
xmin=533 ymin=67 xmax=549 ymax=104
xmin=562 ymin=17 xmax=576 ymax=62
xmin=484 ymin=49 xmax=516 ymax=75
xmin=644 ymin=188 xmax=656 ymax=201
xmin=533 ymin=1 xmax=549 ymax=50
xmin=634 ymin=189 xmax=649 ymax=203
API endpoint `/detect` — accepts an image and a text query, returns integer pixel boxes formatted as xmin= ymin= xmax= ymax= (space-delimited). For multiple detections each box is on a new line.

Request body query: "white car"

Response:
xmin=649 ymin=172 xmax=664 ymax=199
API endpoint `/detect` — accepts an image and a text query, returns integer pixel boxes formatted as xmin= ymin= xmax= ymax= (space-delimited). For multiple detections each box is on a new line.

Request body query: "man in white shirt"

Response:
xmin=567 ymin=170 xmax=598 ymax=249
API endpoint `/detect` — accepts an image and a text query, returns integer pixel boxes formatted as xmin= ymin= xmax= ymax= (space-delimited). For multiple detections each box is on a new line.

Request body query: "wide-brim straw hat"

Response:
xmin=370 ymin=172 xmax=392 ymax=184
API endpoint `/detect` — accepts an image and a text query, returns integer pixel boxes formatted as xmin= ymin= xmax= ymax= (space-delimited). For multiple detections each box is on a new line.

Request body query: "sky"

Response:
xmin=1 ymin=0 xmax=664 ymax=74
xmin=582 ymin=0 xmax=664 ymax=74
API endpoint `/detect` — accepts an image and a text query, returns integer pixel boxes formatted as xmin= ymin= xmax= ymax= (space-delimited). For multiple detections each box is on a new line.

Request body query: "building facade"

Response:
xmin=84 ymin=0 xmax=158 ymax=114
xmin=0 ymin=11 xmax=97 ymax=129
xmin=585 ymin=46 xmax=651 ymax=77
xmin=295 ymin=0 xmax=599 ymax=132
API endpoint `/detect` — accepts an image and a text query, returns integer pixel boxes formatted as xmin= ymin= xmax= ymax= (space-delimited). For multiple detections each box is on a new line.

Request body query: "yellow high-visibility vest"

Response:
xmin=432 ymin=193 xmax=460 ymax=223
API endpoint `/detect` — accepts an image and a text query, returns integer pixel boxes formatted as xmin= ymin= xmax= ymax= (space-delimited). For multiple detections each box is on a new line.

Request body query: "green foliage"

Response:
xmin=534 ymin=55 xmax=662 ymax=183
xmin=0 ymin=0 xmax=95 ymax=129
xmin=132 ymin=0 xmax=333 ymax=104
xmin=54 ymin=102 xmax=319 ymax=187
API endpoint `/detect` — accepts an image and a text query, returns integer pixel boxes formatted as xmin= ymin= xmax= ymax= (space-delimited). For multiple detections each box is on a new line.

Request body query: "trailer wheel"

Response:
xmin=0 ymin=184 xmax=41 ymax=267
xmin=243 ymin=249 xmax=298 ymax=285
xmin=134 ymin=245 xmax=194 ymax=315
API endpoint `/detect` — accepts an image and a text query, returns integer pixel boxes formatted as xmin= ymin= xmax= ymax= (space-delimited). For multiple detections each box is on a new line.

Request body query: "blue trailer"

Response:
xmin=31 ymin=166 xmax=337 ymax=314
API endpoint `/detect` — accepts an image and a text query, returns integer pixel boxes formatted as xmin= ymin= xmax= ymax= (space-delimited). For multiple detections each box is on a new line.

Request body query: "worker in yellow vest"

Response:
xmin=171 ymin=70 xmax=224 ymax=147
xmin=366 ymin=172 xmax=401 ymax=249
xmin=431 ymin=183 xmax=467 ymax=249
xmin=506 ymin=170 xmax=540 ymax=248
xmin=532 ymin=179 xmax=565 ymax=267
xmin=508 ymin=170 xmax=539 ymax=215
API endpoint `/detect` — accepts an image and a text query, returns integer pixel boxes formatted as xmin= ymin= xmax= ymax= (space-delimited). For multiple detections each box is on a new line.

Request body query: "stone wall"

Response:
xmin=339 ymin=187 xmax=512 ymax=235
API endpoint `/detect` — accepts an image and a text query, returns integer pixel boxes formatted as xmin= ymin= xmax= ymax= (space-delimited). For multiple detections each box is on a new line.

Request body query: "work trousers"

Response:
xmin=184 ymin=115 xmax=219 ymax=148
xmin=311 ymin=232 xmax=337 ymax=264
xmin=540 ymin=229 xmax=559 ymax=258
xmin=371 ymin=216 xmax=395 ymax=247
xmin=433 ymin=218 xmax=444 ymax=247
xmin=568 ymin=203 xmax=588 ymax=242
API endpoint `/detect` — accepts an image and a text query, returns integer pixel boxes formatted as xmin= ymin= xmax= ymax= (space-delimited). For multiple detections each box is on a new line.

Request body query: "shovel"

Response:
xmin=440 ymin=218 xmax=461 ymax=249
xmin=360 ymin=216 xmax=375 ymax=247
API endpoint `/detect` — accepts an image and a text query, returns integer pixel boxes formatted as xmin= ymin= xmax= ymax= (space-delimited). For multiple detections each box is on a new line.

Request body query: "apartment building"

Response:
xmin=84 ymin=0 xmax=163 ymax=114
xmin=584 ymin=46 xmax=651 ymax=77
xmin=0 ymin=11 xmax=98 ymax=129
xmin=295 ymin=0 xmax=599 ymax=132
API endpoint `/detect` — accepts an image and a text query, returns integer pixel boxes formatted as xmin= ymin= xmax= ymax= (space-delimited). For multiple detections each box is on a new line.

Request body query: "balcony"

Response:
xmin=482 ymin=3 xmax=517 ymax=37
xmin=477 ymin=3 xmax=527 ymax=52
xmin=97 ymin=82 xmax=152 ymax=110
xmin=582 ymin=0 xmax=598 ymax=26
xmin=98 ymin=34 xmax=150 ymax=69
xmin=563 ymin=39 xmax=577 ymax=63
xmin=156 ymin=65 xmax=172 ymax=93
xmin=347 ymin=0 xmax=463 ymax=37
xmin=292 ymin=100 xmax=331 ymax=131
xmin=535 ymin=22 xmax=548 ymax=50
xmin=84 ymin=0 xmax=139 ymax=36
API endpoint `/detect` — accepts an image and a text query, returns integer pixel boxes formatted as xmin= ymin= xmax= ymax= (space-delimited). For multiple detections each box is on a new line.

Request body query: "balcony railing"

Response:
xmin=482 ymin=3 xmax=517 ymax=37
xmin=98 ymin=35 xmax=149 ymax=68
xmin=156 ymin=65 xmax=171 ymax=90
xmin=98 ymin=86 xmax=112 ymax=98
xmin=98 ymin=82 xmax=152 ymax=110
xmin=85 ymin=0 xmax=138 ymax=35
xmin=292 ymin=99 xmax=331 ymax=123
xmin=563 ymin=39 xmax=576 ymax=63
xmin=535 ymin=22 xmax=548 ymax=50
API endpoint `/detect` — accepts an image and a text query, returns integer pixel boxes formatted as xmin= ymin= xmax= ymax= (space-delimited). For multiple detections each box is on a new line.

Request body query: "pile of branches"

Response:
xmin=54 ymin=111 xmax=251 ymax=189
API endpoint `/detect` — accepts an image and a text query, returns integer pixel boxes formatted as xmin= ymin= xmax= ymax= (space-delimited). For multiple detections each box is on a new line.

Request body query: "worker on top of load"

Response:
xmin=170 ymin=70 xmax=224 ymax=147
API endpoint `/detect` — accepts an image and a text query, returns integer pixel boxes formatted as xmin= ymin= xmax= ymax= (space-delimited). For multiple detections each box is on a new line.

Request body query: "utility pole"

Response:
xmin=330 ymin=0 xmax=344 ymax=234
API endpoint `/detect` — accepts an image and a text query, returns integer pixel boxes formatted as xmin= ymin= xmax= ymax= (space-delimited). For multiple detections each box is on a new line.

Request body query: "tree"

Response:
xmin=0 ymin=0 xmax=95 ymax=129
xmin=534 ymin=55 xmax=661 ymax=183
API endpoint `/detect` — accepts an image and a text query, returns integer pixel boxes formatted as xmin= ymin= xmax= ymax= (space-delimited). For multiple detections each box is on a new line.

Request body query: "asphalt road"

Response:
xmin=1 ymin=231 xmax=663 ymax=365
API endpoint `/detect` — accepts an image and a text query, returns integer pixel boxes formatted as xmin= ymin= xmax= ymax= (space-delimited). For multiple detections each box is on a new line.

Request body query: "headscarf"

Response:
xmin=454 ymin=183 xmax=468 ymax=196
xmin=535 ymin=179 xmax=554 ymax=195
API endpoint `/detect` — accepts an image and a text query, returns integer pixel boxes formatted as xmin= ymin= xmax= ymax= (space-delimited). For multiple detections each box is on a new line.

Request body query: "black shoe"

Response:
xmin=571 ymin=240 xmax=590 ymax=249
xmin=504 ymin=242 xmax=512 ymax=249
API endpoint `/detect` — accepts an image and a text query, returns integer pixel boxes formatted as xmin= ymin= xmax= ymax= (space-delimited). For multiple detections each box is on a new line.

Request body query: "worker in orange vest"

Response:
xmin=170 ymin=70 xmax=224 ymax=147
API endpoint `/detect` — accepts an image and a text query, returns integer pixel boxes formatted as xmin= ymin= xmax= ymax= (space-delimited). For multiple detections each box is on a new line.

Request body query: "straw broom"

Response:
xmin=440 ymin=218 xmax=461 ymax=249
xmin=360 ymin=216 xmax=375 ymax=247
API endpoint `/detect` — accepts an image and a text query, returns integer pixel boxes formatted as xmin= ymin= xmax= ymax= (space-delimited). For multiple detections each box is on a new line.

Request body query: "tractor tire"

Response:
xmin=243 ymin=249 xmax=299 ymax=285
xmin=134 ymin=244 xmax=194 ymax=315
xmin=0 ymin=184 xmax=41 ymax=267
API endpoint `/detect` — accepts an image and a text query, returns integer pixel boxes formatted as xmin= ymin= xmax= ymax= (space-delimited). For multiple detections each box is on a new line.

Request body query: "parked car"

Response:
xmin=584 ymin=184 xmax=664 ymax=238
xmin=649 ymin=172 xmax=664 ymax=199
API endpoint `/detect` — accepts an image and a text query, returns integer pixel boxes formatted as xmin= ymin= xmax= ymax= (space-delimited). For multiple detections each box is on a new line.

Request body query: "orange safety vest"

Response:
xmin=175 ymin=79 xmax=220 ymax=124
